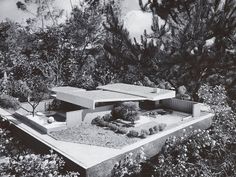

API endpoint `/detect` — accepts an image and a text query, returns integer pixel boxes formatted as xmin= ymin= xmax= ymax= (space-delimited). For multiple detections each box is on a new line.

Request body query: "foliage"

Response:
xmin=127 ymin=130 xmax=139 ymax=138
xmin=18 ymin=76 xmax=50 ymax=116
xmin=0 ymin=118 xmax=80 ymax=176
xmin=16 ymin=0 xmax=63 ymax=30
xmin=140 ymin=129 xmax=149 ymax=139
xmin=140 ymin=110 xmax=236 ymax=177
xmin=111 ymin=102 xmax=140 ymax=123
xmin=198 ymin=84 xmax=230 ymax=113
xmin=111 ymin=147 xmax=146 ymax=177
xmin=158 ymin=123 xmax=167 ymax=131
xmin=1 ymin=151 xmax=65 ymax=177
xmin=0 ymin=94 xmax=20 ymax=110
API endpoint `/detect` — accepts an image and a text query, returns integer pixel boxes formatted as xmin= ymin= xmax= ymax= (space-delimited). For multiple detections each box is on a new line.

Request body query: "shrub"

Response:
xmin=117 ymin=128 xmax=128 ymax=134
xmin=111 ymin=147 xmax=146 ymax=177
xmin=109 ymin=124 xmax=119 ymax=132
xmin=140 ymin=129 xmax=149 ymax=139
xmin=127 ymin=130 xmax=139 ymax=138
xmin=153 ymin=125 xmax=159 ymax=133
xmin=149 ymin=128 xmax=155 ymax=135
xmin=111 ymin=102 xmax=140 ymax=122
xmin=159 ymin=123 xmax=167 ymax=131
xmin=197 ymin=84 xmax=229 ymax=113
xmin=91 ymin=116 xmax=102 ymax=125
xmin=103 ymin=113 xmax=112 ymax=121
xmin=0 ymin=94 xmax=20 ymax=110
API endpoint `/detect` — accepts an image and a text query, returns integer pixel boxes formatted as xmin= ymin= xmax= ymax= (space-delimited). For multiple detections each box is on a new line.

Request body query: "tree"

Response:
xmin=138 ymin=0 xmax=236 ymax=99
xmin=18 ymin=76 xmax=50 ymax=117
xmin=16 ymin=0 xmax=63 ymax=30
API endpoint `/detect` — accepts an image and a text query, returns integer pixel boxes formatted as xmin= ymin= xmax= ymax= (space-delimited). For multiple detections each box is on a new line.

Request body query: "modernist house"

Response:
xmin=51 ymin=83 xmax=204 ymax=128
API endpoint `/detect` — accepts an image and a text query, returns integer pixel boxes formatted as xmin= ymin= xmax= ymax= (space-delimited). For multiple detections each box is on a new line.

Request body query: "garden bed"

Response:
xmin=49 ymin=110 xmax=192 ymax=148
xmin=49 ymin=123 xmax=139 ymax=149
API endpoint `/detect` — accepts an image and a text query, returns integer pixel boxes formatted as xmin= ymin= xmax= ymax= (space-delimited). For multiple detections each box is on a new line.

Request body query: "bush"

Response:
xmin=111 ymin=102 xmax=140 ymax=122
xmin=127 ymin=130 xmax=139 ymax=138
xmin=117 ymin=128 xmax=128 ymax=134
xmin=91 ymin=116 xmax=102 ymax=125
xmin=153 ymin=125 xmax=159 ymax=133
xmin=140 ymin=129 xmax=149 ymax=139
xmin=111 ymin=147 xmax=146 ymax=177
xmin=159 ymin=123 xmax=167 ymax=131
xmin=197 ymin=84 xmax=229 ymax=113
xmin=0 ymin=94 xmax=20 ymax=110
xmin=1 ymin=151 xmax=65 ymax=177
xmin=103 ymin=113 xmax=112 ymax=121
xmin=109 ymin=124 xmax=119 ymax=131
xmin=149 ymin=128 xmax=155 ymax=135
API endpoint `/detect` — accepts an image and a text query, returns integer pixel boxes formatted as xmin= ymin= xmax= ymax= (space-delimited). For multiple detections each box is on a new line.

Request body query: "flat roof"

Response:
xmin=53 ymin=83 xmax=176 ymax=109
xmin=97 ymin=83 xmax=175 ymax=101
xmin=56 ymin=90 xmax=145 ymax=109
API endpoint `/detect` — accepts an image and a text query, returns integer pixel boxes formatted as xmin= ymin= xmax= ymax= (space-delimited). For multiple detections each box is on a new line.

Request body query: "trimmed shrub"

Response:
xmin=159 ymin=123 xmax=167 ymax=131
xmin=109 ymin=124 xmax=119 ymax=131
xmin=127 ymin=130 xmax=139 ymax=138
xmin=111 ymin=102 xmax=140 ymax=122
xmin=91 ymin=116 xmax=102 ymax=125
xmin=103 ymin=113 xmax=112 ymax=121
xmin=153 ymin=125 xmax=159 ymax=133
xmin=0 ymin=94 xmax=20 ymax=110
xmin=117 ymin=128 xmax=128 ymax=134
xmin=140 ymin=129 xmax=149 ymax=138
xmin=149 ymin=127 xmax=155 ymax=135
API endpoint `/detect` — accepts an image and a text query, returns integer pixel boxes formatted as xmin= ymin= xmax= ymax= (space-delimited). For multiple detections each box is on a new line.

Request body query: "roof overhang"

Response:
xmin=52 ymin=83 xmax=176 ymax=109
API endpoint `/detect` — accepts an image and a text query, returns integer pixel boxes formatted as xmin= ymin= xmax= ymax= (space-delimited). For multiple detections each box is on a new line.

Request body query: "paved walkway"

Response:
xmin=0 ymin=108 xmax=121 ymax=169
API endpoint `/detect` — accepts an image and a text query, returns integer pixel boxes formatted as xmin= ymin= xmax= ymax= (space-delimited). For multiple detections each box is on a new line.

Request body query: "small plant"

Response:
xmin=0 ymin=94 xmax=20 ymax=110
xmin=109 ymin=124 xmax=119 ymax=132
xmin=149 ymin=127 xmax=155 ymax=135
xmin=159 ymin=123 xmax=167 ymax=131
xmin=111 ymin=147 xmax=146 ymax=177
xmin=117 ymin=128 xmax=128 ymax=135
xmin=103 ymin=113 xmax=112 ymax=121
xmin=111 ymin=102 xmax=140 ymax=122
xmin=153 ymin=125 xmax=159 ymax=133
xmin=140 ymin=129 xmax=149 ymax=139
xmin=91 ymin=116 xmax=102 ymax=125
xmin=127 ymin=130 xmax=139 ymax=138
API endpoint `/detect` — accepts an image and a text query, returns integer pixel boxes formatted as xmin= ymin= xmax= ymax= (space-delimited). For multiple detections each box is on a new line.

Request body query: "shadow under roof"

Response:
xmin=55 ymin=90 xmax=145 ymax=109
xmin=52 ymin=83 xmax=176 ymax=109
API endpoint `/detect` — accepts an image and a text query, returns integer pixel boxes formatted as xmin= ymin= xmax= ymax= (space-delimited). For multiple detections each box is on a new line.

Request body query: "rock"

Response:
xmin=47 ymin=116 xmax=55 ymax=124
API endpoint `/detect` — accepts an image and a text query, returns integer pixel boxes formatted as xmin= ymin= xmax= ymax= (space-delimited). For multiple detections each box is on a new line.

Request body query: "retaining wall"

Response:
xmin=161 ymin=98 xmax=197 ymax=114
xmin=86 ymin=113 xmax=213 ymax=177
xmin=66 ymin=105 xmax=113 ymax=127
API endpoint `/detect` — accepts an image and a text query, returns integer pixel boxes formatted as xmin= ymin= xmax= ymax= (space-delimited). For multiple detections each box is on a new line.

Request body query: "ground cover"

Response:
xmin=49 ymin=109 xmax=191 ymax=148
xmin=49 ymin=123 xmax=139 ymax=149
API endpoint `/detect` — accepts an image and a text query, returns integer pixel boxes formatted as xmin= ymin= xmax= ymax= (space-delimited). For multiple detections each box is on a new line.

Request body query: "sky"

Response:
xmin=0 ymin=0 xmax=153 ymax=41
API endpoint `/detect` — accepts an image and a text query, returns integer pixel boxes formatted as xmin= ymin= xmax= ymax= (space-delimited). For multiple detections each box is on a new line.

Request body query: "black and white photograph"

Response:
xmin=0 ymin=0 xmax=235 ymax=176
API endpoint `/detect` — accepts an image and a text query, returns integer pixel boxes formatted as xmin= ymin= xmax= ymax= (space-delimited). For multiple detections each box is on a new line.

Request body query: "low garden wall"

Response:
xmin=161 ymin=98 xmax=197 ymax=114
xmin=66 ymin=105 xmax=113 ymax=127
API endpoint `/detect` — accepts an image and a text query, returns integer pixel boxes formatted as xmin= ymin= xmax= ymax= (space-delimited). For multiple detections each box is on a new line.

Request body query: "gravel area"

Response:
xmin=49 ymin=123 xmax=139 ymax=149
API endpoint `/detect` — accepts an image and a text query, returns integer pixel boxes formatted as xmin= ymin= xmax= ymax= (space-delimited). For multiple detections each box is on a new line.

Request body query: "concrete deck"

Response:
xmin=0 ymin=108 xmax=121 ymax=168
xmin=0 ymin=108 xmax=214 ymax=177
